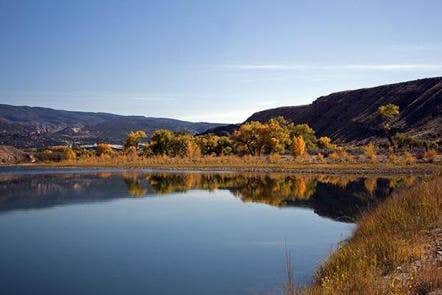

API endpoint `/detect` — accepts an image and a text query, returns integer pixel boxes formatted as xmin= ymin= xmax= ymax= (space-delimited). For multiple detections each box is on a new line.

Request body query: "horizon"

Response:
xmin=1 ymin=0 xmax=442 ymax=123
xmin=2 ymin=75 xmax=441 ymax=124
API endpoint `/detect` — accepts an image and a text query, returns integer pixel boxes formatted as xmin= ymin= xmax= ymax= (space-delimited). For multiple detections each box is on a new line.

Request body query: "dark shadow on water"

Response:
xmin=0 ymin=170 xmax=419 ymax=222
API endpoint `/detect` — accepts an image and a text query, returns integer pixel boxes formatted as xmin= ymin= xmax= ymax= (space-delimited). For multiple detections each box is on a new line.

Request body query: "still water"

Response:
xmin=0 ymin=168 xmax=412 ymax=295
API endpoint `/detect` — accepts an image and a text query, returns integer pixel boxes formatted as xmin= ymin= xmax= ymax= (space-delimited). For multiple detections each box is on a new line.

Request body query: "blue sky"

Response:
xmin=1 ymin=0 xmax=441 ymax=123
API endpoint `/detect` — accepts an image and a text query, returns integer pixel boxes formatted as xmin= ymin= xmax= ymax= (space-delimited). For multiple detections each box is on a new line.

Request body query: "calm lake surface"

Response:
xmin=0 ymin=168 xmax=414 ymax=295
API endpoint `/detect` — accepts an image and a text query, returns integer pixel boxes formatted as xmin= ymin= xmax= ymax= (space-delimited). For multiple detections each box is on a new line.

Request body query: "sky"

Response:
xmin=1 ymin=0 xmax=441 ymax=123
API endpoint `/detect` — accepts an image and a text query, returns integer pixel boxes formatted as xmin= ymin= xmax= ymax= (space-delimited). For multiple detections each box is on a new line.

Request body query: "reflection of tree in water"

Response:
xmin=229 ymin=175 xmax=316 ymax=206
xmin=145 ymin=174 xmax=201 ymax=194
xmin=0 ymin=172 xmax=421 ymax=221
xmin=142 ymin=173 xmax=316 ymax=205
xmin=122 ymin=173 xmax=147 ymax=197
xmin=139 ymin=173 xmax=419 ymax=221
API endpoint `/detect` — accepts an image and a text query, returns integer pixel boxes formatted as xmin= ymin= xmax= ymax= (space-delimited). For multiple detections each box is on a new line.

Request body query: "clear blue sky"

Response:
xmin=1 ymin=0 xmax=441 ymax=123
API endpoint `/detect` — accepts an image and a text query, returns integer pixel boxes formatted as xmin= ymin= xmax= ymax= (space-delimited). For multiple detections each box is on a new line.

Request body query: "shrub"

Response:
xmin=402 ymin=151 xmax=416 ymax=165
xmin=423 ymin=149 xmax=437 ymax=163
xmin=387 ymin=153 xmax=400 ymax=164
xmin=96 ymin=143 xmax=113 ymax=157
xmin=363 ymin=143 xmax=377 ymax=162
xmin=315 ymin=153 xmax=325 ymax=163
xmin=64 ymin=147 xmax=76 ymax=161
xmin=291 ymin=136 xmax=306 ymax=157
xmin=124 ymin=146 xmax=138 ymax=160
xmin=328 ymin=149 xmax=353 ymax=162
xmin=318 ymin=136 xmax=336 ymax=150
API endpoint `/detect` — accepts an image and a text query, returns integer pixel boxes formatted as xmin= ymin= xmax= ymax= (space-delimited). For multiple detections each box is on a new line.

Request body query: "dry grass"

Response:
xmin=34 ymin=154 xmax=440 ymax=176
xmin=306 ymin=176 xmax=442 ymax=294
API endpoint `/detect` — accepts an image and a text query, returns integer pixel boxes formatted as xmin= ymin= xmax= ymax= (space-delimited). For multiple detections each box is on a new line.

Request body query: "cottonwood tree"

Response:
xmin=124 ymin=130 xmax=147 ymax=149
xmin=149 ymin=129 xmax=174 ymax=155
xmin=378 ymin=104 xmax=400 ymax=149
xmin=169 ymin=134 xmax=200 ymax=158
xmin=231 ymin=121 xmax=267 ymax=155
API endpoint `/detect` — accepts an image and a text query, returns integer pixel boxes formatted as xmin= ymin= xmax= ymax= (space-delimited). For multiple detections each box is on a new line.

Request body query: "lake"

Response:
xmin=0 ymin=168 xmax=414 ymax=294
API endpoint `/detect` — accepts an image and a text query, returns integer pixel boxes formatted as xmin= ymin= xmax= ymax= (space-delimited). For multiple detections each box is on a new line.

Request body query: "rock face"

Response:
xmin=207 ymin=77 xmax=442 ymax=143
xmin=0 ymin=105 xmax=225 ymax=147
xmin=0 ymin=146 xmax=33 ymax=164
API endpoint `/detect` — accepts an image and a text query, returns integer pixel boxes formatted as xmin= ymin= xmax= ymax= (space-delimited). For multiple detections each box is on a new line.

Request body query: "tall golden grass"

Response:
xmin=306 ymin=175 xmax=442 ymax=294
xmin=40 ymin=154 xmax=439 ymax=175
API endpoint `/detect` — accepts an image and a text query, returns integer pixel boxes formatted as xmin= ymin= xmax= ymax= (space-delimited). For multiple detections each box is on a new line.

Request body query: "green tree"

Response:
xmin=290 ymin=123 xmax=317 ymax=150
xmin=150 ymin=129 xmax=174 ymax=155
xmin=169 ymin=134 xmax=200 ymax=157
xmin=197 ymin=135 xmax=234 ymax=156
xmin=196 ymin=134 xmax=220 ymax=155
xmin=216 ymin=136 xmax=233 ymax=156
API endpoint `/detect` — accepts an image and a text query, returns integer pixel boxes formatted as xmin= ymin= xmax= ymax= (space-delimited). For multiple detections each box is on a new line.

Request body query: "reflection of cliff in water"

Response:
xmin=0 ymin=172 xmax=417 ymax=222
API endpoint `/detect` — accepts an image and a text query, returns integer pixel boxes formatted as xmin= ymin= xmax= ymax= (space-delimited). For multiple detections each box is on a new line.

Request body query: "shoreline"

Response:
xmin=2 ymin=162 xmax=439 ymax=176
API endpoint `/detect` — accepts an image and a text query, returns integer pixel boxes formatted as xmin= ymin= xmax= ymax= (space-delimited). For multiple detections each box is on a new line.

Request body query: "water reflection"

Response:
xmin=0 ymin=171 xmax=418 ymax=222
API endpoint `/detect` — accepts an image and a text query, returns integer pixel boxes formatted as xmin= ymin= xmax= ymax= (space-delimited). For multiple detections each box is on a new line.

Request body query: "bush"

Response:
xmin=318 ymin=136 xmax=336 ymax=150
xmin=96 ymin=143 xmax=113 ymax=157
xmin=402 ymin=151 xmax=416 ymax=165
xmin=387 ymin=153 xmax=400 ymax=164
xmin=328 ymin=149 xmax=353 ymax=162
xmin=362 ymin=143 xmax=377 ymax=162
xmin=64 ymin=147 xmax=76 ymax=161
xmin=291 ymin=136 xmax=306 ymax=157
xmin=423 ymin=149 xmax=437 ymax=163
xmin=124 ymin=146 xmax=138 ymax=160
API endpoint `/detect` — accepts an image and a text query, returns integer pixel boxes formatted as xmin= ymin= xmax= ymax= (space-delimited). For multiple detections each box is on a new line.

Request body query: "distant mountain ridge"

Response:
xmin=205 ymin=77 xmax=442 ymax=143
xmin=0 ymin=104 xmax=225 ymax=147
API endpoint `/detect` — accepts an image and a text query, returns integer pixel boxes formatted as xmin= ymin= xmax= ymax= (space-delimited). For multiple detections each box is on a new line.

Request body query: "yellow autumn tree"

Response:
xmin=124 ymin=130 xmax=147 ymax=149
xmin=291 ymin=136 xmax=306 ymax=157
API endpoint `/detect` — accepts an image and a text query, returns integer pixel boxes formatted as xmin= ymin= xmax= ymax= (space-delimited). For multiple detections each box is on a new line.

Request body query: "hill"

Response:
xmin=205 ymin=77 xmax=442 ymax=143
xmin=0 ymin=105 xmax=224 ymax=147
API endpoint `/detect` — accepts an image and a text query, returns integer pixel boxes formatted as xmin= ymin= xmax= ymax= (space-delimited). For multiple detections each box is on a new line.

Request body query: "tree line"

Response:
xmin=115 ymin=116 xmax=335 ymax=158
xmin=38 ymin=103 xmax=438 ymax=162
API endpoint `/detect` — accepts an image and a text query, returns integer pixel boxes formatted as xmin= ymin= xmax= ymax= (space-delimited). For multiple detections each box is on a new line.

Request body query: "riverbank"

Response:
xmin=305 ymin=175 xmax=442 ymax=294
xmin=10 ymin=155 xmax=441 ymax=176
